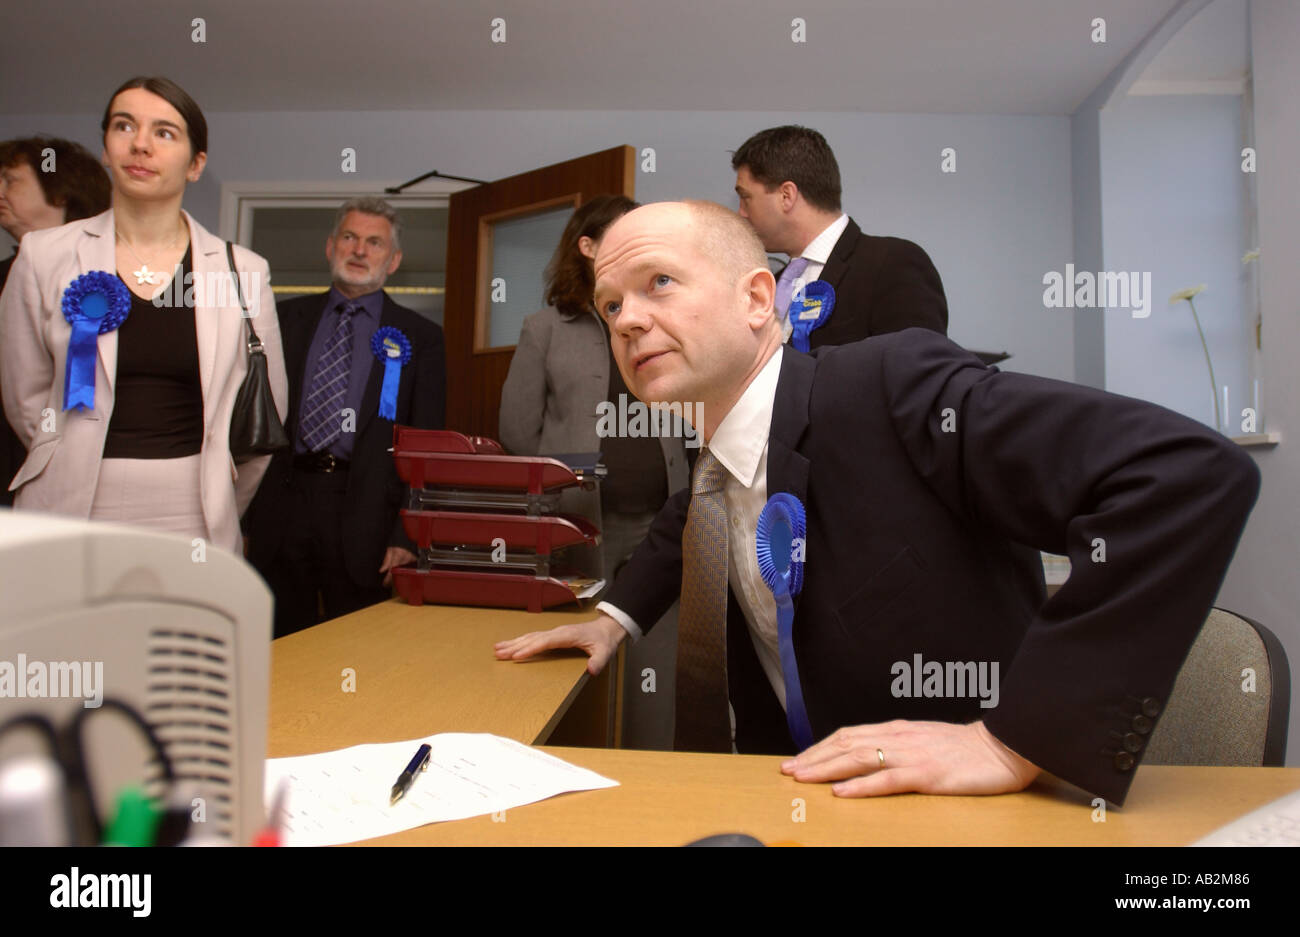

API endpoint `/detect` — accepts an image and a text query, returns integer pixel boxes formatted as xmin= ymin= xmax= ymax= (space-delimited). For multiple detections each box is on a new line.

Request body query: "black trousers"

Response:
xmin=261 ymin=469 xmax=390 ymax=639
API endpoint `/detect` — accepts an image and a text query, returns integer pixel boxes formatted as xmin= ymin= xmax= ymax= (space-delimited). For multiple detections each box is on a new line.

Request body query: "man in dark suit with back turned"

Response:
xmin=496 ymin=201 xmax=1259 ymax=806
xmin=732 ymin=125 xmax=947 ymax=346
xmin=244 ymin=197 xmax=445 ymax=638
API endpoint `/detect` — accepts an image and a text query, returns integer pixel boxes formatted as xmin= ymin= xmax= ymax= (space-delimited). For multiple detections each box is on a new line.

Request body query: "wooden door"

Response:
xmin=442 ymin=145 xmax=636 ymax=439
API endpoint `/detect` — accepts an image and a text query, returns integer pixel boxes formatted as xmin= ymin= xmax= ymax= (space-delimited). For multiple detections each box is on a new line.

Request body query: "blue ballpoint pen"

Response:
xmin=389 ymin=743 xmax=432 ymax=806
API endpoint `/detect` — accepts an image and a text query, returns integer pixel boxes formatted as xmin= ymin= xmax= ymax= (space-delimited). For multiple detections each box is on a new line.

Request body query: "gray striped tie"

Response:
xmin=675 ymin=448 xmax=732 ymax=752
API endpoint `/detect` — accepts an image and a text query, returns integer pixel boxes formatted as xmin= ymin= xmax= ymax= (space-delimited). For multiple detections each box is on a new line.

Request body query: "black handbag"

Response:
xmin=226 ymin=241 xmax=290 ymax=459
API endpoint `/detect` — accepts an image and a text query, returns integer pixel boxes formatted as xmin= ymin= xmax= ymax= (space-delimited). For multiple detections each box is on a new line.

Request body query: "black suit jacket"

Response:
xmin=783 ymin=218 xmax=948 ymax=347
xmin=244 ymin=291 xmax=445 ymax=589
xmin=604 ymin=329 xmax=1259 ymax=805
xmin=0 ymin=251 xmax=26 ymax=507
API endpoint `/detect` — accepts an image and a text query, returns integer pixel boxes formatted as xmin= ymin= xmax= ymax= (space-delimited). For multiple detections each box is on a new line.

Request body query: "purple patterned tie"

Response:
xmin=775 ymin=256 xmax=810 ymax=320
xmin=675 ymin=448 xmax=732 ymax=752
xmin=299 ymin=302 xmax=357 ymax=452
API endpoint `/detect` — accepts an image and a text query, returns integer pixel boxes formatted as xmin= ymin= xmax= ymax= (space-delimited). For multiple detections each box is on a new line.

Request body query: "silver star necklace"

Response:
xmin=116 ymin=220 xmax=185 ymax=286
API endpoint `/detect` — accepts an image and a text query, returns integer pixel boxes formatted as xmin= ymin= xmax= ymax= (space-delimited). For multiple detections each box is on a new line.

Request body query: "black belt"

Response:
xmin=293 ymin=451 xmax=350 ymax=473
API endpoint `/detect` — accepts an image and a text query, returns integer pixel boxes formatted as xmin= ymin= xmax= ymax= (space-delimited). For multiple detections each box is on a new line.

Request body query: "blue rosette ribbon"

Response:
xmin=369 ymin=326 xmax=412 ymax=420
xmin=60 ymin=272 xmax=131 ymax=411
xmin=755 ymin=492 xmax=814 ymax=750
xmin=788 ymin=280 xmax=835 ymax=353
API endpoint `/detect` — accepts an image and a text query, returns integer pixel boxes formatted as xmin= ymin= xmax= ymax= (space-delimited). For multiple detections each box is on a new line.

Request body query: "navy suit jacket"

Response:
xmin=783 ymin=218 xmax=948 ymax=347
xmin=603 ymin=329 xmax=1259 ymax=805
xmin=244 ymin=291 xmax=445 ymax=589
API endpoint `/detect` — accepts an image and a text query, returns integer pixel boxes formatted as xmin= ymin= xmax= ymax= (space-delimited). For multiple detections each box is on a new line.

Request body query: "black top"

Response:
xmin=598 ymin=318 xmax=667 ymax=514
xmin=102 ymin=246 xmax=204 ymax=458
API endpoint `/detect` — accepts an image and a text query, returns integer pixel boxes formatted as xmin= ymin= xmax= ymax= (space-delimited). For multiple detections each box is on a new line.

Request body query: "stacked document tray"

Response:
xmin=390 ymin=426 xmax=604 ymax=612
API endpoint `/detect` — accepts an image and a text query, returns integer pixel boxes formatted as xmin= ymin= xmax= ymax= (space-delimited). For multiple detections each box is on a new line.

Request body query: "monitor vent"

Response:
xmin=145 ymin=629 xmax=239 ymax=841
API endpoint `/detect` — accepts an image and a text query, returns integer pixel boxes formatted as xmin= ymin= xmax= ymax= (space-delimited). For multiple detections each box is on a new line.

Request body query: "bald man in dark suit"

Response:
xmin=496 ymin=200 xmax=1259 ymax=807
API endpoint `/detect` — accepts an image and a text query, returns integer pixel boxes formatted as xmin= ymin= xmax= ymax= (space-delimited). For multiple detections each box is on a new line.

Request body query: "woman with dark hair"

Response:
xmin=0 ymin=76 xmax=288 ymax=554
xmin=499 ymin=195 xmax=689 ymax=589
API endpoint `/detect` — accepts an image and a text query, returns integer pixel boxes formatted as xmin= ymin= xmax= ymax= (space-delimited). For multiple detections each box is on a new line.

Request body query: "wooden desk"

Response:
xmin=270 ymin=600 xmax=1300 ymax=846
xmin=269 ymin=600 xmax=600 ymax=757
xmin=339 ymin=749 xmax=1300 ymax=846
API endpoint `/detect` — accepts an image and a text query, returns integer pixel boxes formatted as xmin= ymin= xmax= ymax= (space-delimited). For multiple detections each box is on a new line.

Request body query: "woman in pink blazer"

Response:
xmin=0 ymin=76 xmax=288 ymax=554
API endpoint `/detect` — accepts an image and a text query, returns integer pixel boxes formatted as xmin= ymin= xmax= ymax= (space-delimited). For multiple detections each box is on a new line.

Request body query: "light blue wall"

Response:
xmin=1100 ymin=94 xmax=1253 ymax=428
xmin=0 ymin=109 xmax=1076 ymax=381
xmin=1216 ymin=0 xmax=1300 ymax=767
xmin=1070 ymin=97 xmax=1106 ymax=390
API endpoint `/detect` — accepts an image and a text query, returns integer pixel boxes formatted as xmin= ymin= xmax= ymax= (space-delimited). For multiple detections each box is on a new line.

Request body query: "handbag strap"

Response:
xmin=225 ymin=241 xmax=264 ymax=350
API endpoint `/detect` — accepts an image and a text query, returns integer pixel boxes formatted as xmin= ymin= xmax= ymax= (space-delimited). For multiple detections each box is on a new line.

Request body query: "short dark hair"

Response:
xmin=0 ymin=136 xmax=111 ymax=221
xmin=101 ymin=76 xmax=208 ymax=160
xmin=731 ymin=125 xmax=842 ymax=213
xmin=545 ymin=194 xmax=639 ymax=318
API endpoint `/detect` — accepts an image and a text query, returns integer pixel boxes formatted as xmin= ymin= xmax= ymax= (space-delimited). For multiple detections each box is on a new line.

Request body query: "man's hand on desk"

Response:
xmin=493 ymin=613 xmax=627 ymax=676
xmin=781 ymin=720 xmax=1041 ymax=797
xmin=379 ymin=547 xmax=418 ymax=587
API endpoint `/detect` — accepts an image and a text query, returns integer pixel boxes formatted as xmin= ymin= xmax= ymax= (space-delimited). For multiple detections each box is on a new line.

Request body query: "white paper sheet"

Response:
xmin=264 ymin=733 xmax=618 ymax=846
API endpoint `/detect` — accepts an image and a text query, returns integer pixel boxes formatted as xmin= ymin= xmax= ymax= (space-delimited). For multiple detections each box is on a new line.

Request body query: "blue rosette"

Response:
xmin=788 ymin=280 xmax=835 ymax=353
xmin=756 ymin=493 xmax=814 ymax=750
xmin=60 ymin=272 xmax=131 ymax=411
xmin=369 ymin=326 xmax=412 ymax=420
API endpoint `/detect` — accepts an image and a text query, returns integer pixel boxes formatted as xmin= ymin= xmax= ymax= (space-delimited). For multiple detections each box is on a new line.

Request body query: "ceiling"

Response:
xmin=0 ymin=0 xmax=1184 ymax=116
xmin=1131 ymin=0 xmax=1250 ymax=93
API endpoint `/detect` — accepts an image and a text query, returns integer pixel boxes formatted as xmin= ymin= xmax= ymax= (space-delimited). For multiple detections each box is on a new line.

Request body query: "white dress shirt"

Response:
xmin=598 ymin=347 xmax=790 ymax=710
xmin=778 ymin=213 xmax=849 ymax=342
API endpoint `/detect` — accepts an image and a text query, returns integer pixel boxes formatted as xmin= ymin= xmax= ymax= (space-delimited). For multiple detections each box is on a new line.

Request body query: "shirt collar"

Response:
xmin=797 ymin=213 xmax=849 ymax=266
xmin=707 ymin=346 xmax=784 ymax=489
xmin=326 ymin=286 xmax=383 ymax=320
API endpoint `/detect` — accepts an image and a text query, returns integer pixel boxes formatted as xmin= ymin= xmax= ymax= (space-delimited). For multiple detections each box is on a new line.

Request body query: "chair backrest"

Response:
xmin=1144 ymin=608 xmax=1290 ymax=767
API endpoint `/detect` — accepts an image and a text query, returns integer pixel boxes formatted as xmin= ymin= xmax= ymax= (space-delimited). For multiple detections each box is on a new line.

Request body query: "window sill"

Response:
xmin=1231 ymin=433 xmax=1281 ymax=448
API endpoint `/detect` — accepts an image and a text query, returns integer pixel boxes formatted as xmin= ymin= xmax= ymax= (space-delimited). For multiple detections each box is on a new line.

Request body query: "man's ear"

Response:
xmin=386 ymin=249 xmax=403 ymax=275
xmin=742 ymin=266 xmax=777 ymax=330
xmin=780 ymin=180 xmax=799 ymax=211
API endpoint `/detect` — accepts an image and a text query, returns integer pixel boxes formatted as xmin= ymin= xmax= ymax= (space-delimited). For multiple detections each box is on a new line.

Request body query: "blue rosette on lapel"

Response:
xmin=60 ymin=272 xmax=131 ymax=411
xmin=788 ymin=280 xmax=835 ymax=353
xmin=756 ymin=492 xmax=814 ymax=750
xmin=369 ymin=326 xmax=412 ymax=420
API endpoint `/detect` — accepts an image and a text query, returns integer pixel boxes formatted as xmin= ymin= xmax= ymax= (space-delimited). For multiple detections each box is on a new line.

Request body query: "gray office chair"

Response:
xmin=1144 ymin=608 xmax=1290 ymax=767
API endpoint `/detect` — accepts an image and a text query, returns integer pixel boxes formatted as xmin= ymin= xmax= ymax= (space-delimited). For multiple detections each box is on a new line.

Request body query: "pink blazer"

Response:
xmin=0 ymin=209 xmax=289 ymax=554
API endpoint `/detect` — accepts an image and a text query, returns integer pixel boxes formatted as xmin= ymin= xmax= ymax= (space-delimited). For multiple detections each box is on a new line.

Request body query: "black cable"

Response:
xmin=67 ymin=699 xmax=177 ymax=842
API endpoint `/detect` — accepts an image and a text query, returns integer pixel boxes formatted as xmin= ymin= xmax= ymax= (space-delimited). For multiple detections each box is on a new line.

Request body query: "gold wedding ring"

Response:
xmin=877 ymin=748 xmax=886 ymax=768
